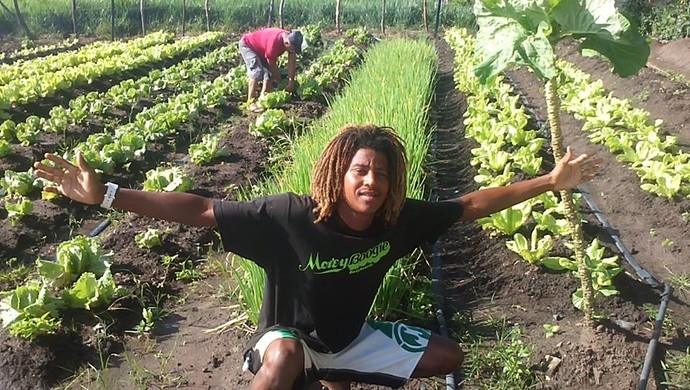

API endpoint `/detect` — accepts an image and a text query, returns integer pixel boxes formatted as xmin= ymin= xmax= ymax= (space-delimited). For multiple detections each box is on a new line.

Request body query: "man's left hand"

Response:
xmin=550 ymin=146 xmax=603 ymax=191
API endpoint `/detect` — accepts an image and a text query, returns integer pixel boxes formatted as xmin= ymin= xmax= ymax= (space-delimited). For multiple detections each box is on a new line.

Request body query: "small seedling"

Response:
xmin=681 ymin=212 xmax=690 ymax=223
xmin=543 ymin=323 xmax=560 ymax=338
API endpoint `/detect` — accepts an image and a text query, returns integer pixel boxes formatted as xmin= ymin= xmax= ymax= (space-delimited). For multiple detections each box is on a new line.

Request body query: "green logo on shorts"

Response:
xmin=369 ymin=321 xmax=430 ymax=353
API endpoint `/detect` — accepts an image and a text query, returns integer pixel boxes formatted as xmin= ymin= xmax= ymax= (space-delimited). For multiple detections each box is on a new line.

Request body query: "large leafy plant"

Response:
xmin=143 ymin=166 xmax=194 ymax=192
xmin=474 ymin=0 xmax=649 ymax=325
xmin=188 ymin=133 xmax=229 ymax=165
xmin=2 ymin=236 xmax=127 ymax=339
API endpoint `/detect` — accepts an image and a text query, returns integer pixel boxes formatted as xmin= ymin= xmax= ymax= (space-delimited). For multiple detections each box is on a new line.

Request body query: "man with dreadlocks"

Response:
xmin=34 ymin=124 xmax=601 ymax=389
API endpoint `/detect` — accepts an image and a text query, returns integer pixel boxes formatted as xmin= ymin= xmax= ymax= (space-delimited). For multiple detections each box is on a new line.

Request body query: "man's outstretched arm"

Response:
xmin=456 ymin=146 xmax=602 ymax=221
xmin=34 ymin=152 xmax=217 ymax=227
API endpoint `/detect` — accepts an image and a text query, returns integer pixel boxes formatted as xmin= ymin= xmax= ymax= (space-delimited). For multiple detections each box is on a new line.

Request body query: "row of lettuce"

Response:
xmin=0 ymin=27 xmax=373 ymax=340
xmin=446 ymin=25 xmax=689 ymax=386
xmin=446 ymin=28 xmax=622 ymax=313
xmin=0 ymin=37 xmax=80 ymax=63
xmin=0 ymin=31 xmax=227 ymax=120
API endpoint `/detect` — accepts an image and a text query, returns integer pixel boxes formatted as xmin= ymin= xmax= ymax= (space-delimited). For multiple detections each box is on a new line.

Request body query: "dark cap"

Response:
xmin=287 ymin=30 xmax=307 ymax=54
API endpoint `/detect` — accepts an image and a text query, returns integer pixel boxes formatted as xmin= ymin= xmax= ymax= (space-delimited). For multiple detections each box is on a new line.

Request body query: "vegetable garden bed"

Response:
xmin=1 ymin=27 xmax=690 ymax=390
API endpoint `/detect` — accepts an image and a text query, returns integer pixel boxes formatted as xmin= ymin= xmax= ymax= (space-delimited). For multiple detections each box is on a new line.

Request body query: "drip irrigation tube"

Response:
xmin=638 ymin=282 xmax=673 ymax=390
xmin=87 ymin=218 xmax=111 ymax=237
xmin=578 ymin=188 xmax=661 ymax=288
xmin=429 ymin=120 xmax=461 ymax=388
xmin=431 ymin=235 xmax=459 ymax=390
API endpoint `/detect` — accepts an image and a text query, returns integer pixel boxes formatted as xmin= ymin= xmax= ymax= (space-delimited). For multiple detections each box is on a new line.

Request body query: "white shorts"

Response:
xmin=245 ymin=320 xmax=430 ymax=387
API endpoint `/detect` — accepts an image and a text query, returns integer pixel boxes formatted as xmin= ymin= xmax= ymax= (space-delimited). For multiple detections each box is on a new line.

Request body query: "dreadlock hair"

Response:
xmin=311 ymin=124 xmax=408 ymax=226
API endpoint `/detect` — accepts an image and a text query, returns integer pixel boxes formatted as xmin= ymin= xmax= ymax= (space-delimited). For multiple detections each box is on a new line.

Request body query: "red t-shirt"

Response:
xmin=241 ymin=28 xmax=288 ymax=62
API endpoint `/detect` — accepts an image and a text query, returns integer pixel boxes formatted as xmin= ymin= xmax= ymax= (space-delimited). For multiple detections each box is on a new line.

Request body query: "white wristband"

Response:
xmin=100 ymin=182 xmax=118 ymax=209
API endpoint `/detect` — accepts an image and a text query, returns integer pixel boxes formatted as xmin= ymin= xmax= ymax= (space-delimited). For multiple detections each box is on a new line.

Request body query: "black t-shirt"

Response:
xmin=213 ymin=193 xmax=464 ymax=352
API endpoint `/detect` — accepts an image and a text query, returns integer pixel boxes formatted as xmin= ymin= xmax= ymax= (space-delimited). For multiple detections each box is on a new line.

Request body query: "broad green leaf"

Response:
xmin=62 ymin=272 xmax=99 ymax=309
xmin=474 ymin=0 xmax=649 ymax=83
xmin=540 ymin=256 xmax=574 ymax=271
xmin=552 ymin=0 xmax=649 ymax=77
xmin=474 ymin=1 xmax=557 ymax=82
xmin=36 ymin=259 xmax=71 ymax=288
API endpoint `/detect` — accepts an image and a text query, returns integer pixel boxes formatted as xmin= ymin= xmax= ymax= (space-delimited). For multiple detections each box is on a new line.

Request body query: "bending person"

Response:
xmin=238 ymin=27 xmax=306 ymax=112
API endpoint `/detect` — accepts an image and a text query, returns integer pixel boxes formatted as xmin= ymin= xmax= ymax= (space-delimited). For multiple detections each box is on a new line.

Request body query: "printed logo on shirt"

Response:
xmin=368 ymin=321 xmax=430 ymax=353
xmin=299 ymin=241 xmax=390 ymax=274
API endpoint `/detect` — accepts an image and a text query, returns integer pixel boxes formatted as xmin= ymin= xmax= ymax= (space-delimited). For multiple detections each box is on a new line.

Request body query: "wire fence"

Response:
xmin=0 ymin=0 xmax=475 ymax=40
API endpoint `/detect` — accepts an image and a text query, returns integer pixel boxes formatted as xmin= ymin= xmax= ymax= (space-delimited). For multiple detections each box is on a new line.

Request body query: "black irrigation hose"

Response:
xmin=578 ymin=188 xmax=661 ymax=288
xmin=429 ymin=100 xmax=461 ymax=388
xmin=87 ymin=218 xmax=111 ymax=237
xmin=503 ymin=74 xmax=673 ymax=389
xmin=429 ymin=204 xmax=459 ymax=388
xmin=430 ymin=232 xmax=459 ymax=390
xmin=638 ymin=282 xmax=673 ymax=390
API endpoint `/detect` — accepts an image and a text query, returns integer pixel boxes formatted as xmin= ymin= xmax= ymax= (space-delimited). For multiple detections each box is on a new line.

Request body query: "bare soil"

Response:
xmin=1 ymin=32 xmax=690 ymax=390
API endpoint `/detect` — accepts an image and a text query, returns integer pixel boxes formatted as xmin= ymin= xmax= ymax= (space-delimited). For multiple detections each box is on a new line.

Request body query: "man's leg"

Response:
xmin=260 ymin=77 xmax=273 ymax=98
xmin=239 ymin=41 xmax=265 ymax=104
xmin=411 ymin=333 xmax=463 ymax=378
xmin=248 ymin=78 xmax=259 ymax=103
xmin=250 ymin=338 xmax=306 ymax=390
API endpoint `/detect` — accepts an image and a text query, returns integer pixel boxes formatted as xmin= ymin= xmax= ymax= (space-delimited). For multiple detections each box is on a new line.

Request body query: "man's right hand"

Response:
xmin=33 ymin=152 xmax=105 ymax=205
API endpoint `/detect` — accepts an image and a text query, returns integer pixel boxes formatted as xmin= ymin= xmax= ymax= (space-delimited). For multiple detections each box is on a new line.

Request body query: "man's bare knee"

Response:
xmin=251 ymin=339 xmax=305 ymax=390
xmin=264 ymin=338 xmax=304 ymax=364
xmin=414 ymin=334 xmax=464 ymax=377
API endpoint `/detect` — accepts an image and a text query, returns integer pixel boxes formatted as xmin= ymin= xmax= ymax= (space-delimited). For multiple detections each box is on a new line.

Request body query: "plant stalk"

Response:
xmin=545 ymin=77 xmax=595 ymax=326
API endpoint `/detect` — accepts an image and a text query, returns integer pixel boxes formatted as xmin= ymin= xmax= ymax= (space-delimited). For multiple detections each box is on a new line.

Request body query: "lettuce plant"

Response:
xmin=1 ymin=170 xmax=35 ymax=196
xmin=1 ymin=236 xmax=128 ymax=340
xmin=135 ymin=228 xmax=163 ymax=249
xmin=188 ymin=133 xmax=229 ymax=165
xmin=0 ymin=282 xmax=64 ymax=339
xmin=5 ymin=195 xmax=33 ymax=225
xmin=143 ymin=166 xmax=194 ymax=192
xmin=0 ymin=139 xmax=11 ymax=157
xmin=259 ymin=90 xmax=291 ymax=109
xmin=0 ymin=120 xmax=15 ymax=141
xmin=249 ymin=109 xmax=290 ymax=137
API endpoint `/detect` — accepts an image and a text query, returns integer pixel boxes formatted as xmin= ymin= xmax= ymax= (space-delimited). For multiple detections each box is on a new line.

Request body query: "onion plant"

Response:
xmin=473 ymin=0 xmax=649 ymax=325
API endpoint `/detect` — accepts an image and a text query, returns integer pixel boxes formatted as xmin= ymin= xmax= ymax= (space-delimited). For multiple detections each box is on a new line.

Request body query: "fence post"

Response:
xmin=267 ymin=0 xmax=275 ymax=27
xmin=111 ymin=0 xmax=115 ymax=40
xmin=205 ymin=0 xmax=210 ymax=31
xmin=182 ymin=0 xmax=186 ymax=36
xmin=140 ymin=0 xmax=146 ymax=36
xmin=8 ymin=0 xmax=36 ymax=40
xmin=423 ymin=0 xmax=428 ymax=33
xmin=380 ymin=0 xmax=386 ymax=35
xmin=335 ymin=0 xmax=341 ymax=33
xmin=71 ymin=0 xmax=78 ymax=36
xmin=278 ymin=0 xmax=285 ymax=28
xmin=433 ymin=0 xmax=442 ymax=38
